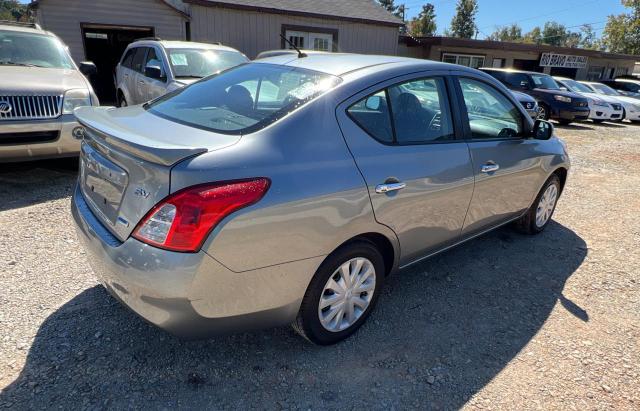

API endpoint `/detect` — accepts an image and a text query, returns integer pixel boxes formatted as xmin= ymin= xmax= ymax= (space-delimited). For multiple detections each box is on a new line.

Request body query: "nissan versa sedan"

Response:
xmin=579 ymin=81 xmax=640 ymax=123
xmin=71 ymin=55 xmax=570 ymax=345
xmin=554 ymin=77 xmax=624 ymax=123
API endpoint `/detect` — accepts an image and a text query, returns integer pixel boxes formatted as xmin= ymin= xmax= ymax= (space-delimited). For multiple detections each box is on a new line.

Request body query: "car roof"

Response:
xmin=130 ymin=40 xmax=242 ymax=53
xmin=615 ymin=78 xmax=640 ymax=84
xmin=480 ymin=67 xmax=547 ymax=76
xmin=0 ymin=24 xmax=54 ymax=36
xmin=254 ymin=53 xmax=468 ymax=76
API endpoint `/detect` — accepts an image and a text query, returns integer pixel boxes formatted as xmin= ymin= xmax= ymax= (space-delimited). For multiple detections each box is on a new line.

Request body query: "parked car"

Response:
xmin=554 ymin=77 xmax=624 ymax=123
xmin=601 ymin=78 xmax=640 ymax=97
xmin=115 ymin=39 xmax=249 ymax=107
xmin=579 ymin=81 xmax=640 ymax=123
xmin=0 ymin=21 xmax=99 ymax=162
xmin=72 ymin=54 xmax=569 ymax=345
xmin=511 ymin=90 xmax=540 ymax=119
xmin=480 ymin=68 xmax=590 ymax=125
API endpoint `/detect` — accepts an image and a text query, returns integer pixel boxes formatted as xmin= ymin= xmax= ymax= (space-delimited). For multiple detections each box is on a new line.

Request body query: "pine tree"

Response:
xmin=409 ymin=3 xmax=437 ymax=37
xmin=449 ymin=0 xmax=478 ymax=38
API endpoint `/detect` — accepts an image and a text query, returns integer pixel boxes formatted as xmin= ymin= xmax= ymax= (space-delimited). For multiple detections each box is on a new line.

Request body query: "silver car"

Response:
xmin=114 ymin=39 xmax=248 ymax=107
xmin=71 ymin=54 xmax=570 ymax=345
xmin=0 ymin=22 xmax=99 ymax=162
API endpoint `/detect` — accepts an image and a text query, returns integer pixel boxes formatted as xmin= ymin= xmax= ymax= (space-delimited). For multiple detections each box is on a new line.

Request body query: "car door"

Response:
xmin=128 ymin=47 xmax=149 ymax=105
xmin=139 ymin=46 xmax=168 ymax=102
xmin=337 ymin=74 xmax=475 ymax=266
xmin=455 ymin=75 xmax=547 ymax=237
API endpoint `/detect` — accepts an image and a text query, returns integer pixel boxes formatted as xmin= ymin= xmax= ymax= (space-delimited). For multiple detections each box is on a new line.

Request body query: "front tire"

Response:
xmin=538 ymin=103 xmax=551 ymax=121
xmin=293 ymin=241 xmax=385 ymax=345
xmin=515 ymin=175 xmax=561 ymax=235
xmin=118 ymin=93 xmax=128 ymax=108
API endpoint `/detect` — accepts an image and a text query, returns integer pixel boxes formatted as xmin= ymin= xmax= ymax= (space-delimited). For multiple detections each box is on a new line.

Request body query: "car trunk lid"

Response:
xmin=74 ymin=106 xmax=241 ymax=241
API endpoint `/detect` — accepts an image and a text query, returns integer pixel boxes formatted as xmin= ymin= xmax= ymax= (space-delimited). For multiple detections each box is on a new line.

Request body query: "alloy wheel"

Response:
xmin=318 ymin=257 xmax=376 ymax=332
xmin=535 ymin=183 xmax=558 ymax=228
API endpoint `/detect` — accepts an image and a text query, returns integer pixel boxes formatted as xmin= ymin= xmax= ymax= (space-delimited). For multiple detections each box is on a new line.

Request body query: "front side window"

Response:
xmin=503 ymin=73 xmax=532 ymax=89
xmin=0 ymin=30 xmax=74 ymax=69
xmin=147 ymin=63 xmax=341 ymax=134
xmin=459 ymin=78 xmax=523 ymax=139
xmin=167 ymin=48 xmax=249 ymax=80
xmin=347 ymin=77 xmax=454 ymax=144
xmin=530 ymin=74 xmax=561 ymax=90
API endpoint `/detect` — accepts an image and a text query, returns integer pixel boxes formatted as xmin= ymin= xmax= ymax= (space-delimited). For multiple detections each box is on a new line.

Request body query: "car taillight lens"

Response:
xmin=132 ymin=178 xmax=270 ymax=252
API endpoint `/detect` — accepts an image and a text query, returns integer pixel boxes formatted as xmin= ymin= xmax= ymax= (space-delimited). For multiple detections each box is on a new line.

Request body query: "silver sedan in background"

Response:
xmin=71 ymin=55 xmax=570 ymax=345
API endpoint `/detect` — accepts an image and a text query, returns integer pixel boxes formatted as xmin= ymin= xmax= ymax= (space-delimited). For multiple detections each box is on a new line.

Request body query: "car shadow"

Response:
xmin=596 ymin=122 xmax=627 ymax=128
xmin=1 ymin=222 xmax=587 ymax=409
xmin=0 ymin=159 xmax=78 ymax=212
xmin=553 ymin=122 xmax=594 ymax=131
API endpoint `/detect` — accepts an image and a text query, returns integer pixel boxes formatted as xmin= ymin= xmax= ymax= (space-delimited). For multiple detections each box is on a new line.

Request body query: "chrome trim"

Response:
xmin=0 ymin=95 xmax=63 ymax=121
xmin=375 ymin=182 xmax=406 ymax=194
xmin=481 ymin=163 xmax=500 ymax=173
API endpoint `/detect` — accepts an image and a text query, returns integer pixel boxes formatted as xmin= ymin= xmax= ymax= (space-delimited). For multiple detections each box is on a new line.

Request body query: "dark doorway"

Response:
xmin=550 ymin=67 xmax=578 ymax=78
xmin=81 ymin=24 xmax=154 ymax=105
xmin=512 ymin=59 xmax=543 ymax=72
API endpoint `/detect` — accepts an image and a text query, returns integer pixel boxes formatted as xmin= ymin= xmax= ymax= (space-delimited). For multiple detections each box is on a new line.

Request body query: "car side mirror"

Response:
xmin=79 ymin=61 xmax=97 ymax=76
xmin=559 ymin=87 xmax=568 ymax=91
xmin=365 ymin=95 xmax=382 ymax=111
xmin=519 ymin=81 xmax=531 ymax=90
xmin=532 ymin=119 xmax=554 ymax=140
xmin=144 ymin=65 xmax=165 ymax=81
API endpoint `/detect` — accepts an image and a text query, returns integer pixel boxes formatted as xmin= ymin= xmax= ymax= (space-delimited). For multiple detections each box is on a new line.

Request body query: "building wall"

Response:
xmin=189 ymin=5 xmax=399 ymax=59
xmin=36 ymin=0 xmax=187 ymax=62
xmin=404 ymin=44 xmax=636 ymax=81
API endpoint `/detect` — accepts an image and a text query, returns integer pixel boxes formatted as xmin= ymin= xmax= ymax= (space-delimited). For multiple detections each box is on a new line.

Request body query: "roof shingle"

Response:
xmin=184 ymin=0 xmax=404 ymax=26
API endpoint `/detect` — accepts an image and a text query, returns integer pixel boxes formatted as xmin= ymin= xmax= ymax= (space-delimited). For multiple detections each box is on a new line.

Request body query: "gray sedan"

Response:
xmin=71 ymin=54 xmax=570 ymax=345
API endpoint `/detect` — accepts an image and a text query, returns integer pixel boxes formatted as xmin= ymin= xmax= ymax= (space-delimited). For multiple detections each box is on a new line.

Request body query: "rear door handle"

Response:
xmin=375 ymin=182 xmax=406 ymax=194
xmin=481 ymin=163 xmax=500 ymax=173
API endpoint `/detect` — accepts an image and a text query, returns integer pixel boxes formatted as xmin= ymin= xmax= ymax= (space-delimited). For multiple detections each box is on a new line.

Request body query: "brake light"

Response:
xmin=132 ymin=178 xmax=270 ymax=252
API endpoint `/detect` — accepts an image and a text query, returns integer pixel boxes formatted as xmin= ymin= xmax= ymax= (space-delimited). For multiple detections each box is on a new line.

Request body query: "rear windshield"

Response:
xmin=0 ymin=30 xmax=74 ymax=69
xmin=167 ymin=48 xmax=248 ymax=79
xmin=147 ymin=63 xmax=341 ymax=134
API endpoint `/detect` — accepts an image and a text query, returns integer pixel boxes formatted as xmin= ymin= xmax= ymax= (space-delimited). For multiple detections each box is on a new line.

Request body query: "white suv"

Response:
xmin=114 ymin=39 xmax=248 ymax=107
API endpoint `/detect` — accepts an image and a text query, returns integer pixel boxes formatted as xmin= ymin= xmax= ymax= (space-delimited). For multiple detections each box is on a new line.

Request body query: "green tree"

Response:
xmin=409 ymin=3 xmax=437 ymax=37
xmin=449 ymin=0 xmax=479 ymax=38
xmin=541 ymin=21 xmax=569 ymax=46
xmin=602 ymin=0 xmax=640 ymax=54
xmin=580 ymin=24 xmax=600 ymax=49
xmin=0 ymin=0 xmax=26 ymax=21
xmin=487 ymin=24 xmax=523 ymax=42
xmin=523 ymin=26 xmax=543 ymax=44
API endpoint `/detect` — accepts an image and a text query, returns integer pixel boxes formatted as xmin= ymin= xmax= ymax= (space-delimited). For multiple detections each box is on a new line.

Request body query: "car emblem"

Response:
xmin=134 ymin=187 xmax=150 ymax=199
xmin=0 ymin=101 xmax=12 ymax=114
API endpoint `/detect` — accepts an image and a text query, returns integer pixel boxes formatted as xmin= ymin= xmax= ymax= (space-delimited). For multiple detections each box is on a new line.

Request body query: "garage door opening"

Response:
xmin=81 ymin=24 xmax=154 ymax=105
xmin=549 ymin=67 xmax=578 ymax=79
xmin=512 ymin=59 xmax=543 ymax=73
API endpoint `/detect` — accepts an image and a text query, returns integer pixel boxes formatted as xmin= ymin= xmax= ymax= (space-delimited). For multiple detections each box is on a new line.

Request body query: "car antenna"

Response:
xmin=280 ymin=34 xmax=307 ymax=58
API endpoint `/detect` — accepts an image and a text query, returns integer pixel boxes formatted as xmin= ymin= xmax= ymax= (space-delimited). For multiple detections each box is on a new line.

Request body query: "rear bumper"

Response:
xmin=0 ymin=114 xmax=82 ymax=162
xmin=71 ymin=185 xmax=320 ymax=339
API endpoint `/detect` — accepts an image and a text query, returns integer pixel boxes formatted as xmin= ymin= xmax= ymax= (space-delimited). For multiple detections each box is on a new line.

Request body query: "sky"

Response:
xmin=401 ymin=0 xmax=629 ymax=38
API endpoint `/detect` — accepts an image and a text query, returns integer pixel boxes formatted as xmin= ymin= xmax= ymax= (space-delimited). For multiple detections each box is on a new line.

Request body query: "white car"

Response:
xmin=554 ymin=77 xmax=624 ymax=123
xmin=114 ymin=39 xmax=249 ymax=106
xmin=580 ymin=81 xmax=640 ymax=123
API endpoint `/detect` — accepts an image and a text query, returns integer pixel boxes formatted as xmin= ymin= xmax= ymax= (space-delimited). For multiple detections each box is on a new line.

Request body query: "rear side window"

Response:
xmin=459 ymin=78 xmax=523 ymax=139
xmin=131 ymin=47 xmax=148 ymax=73
xmin=121 ymin=49 xmax=135 ymax=68
xmin=147 ymin=63 xmax=341 ymax=134
xmin=347 ymin=77 xmax=454 ymax=145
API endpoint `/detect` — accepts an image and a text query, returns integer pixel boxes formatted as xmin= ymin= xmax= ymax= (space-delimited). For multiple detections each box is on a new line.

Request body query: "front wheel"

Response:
xmin=293 ymin=241 xmax=385 ymax=345
xmin=538 ymin=103 xmax=551 ymax=121
xmin=592 ymin=119 xmax=605 ymax=124
xmin=515 ymin=175 xmax=561 ymax=235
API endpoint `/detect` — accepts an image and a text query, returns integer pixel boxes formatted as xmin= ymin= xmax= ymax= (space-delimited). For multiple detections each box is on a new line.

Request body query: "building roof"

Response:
xmin=402 ymin=36 xmax=640 ymax=62
xmin=183 ymin=0 xmax=404 ymax=27
xmin=29 ymin=0 xmax=190 ymax=17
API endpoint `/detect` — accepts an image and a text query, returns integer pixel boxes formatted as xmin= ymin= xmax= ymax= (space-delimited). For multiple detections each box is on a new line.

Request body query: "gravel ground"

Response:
xmin=1 ymin=122 xmax=639 ymax=410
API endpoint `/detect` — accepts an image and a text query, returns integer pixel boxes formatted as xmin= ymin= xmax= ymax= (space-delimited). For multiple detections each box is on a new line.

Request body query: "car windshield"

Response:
xmin=0 ymin=30 xmax=74 ymax=69
xmin=559 ymin=79 xmax=593 ymax=93
xmin=147 ymin=63 xmax=341 ymax=134
xmin=167 ymin=48 xmax=249 ymax=79
xmin=589 ymin=83 xmax=621 ymax=96
xmin=530 ymin=74 xmax=561 ymax=90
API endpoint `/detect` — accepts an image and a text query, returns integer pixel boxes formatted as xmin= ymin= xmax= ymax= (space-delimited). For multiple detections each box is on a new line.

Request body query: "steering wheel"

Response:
xmin=498 ymin=128 xmax=517 ymax=137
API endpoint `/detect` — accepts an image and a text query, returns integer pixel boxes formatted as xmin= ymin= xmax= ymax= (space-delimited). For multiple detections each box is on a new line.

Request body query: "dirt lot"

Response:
xmin=0 ymin=122 xmax=639 ymax=410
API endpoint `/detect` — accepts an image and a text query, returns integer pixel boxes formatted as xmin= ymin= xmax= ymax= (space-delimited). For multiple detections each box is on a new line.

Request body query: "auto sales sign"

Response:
xmin=539 ymin=53 xmax=588 ymax=69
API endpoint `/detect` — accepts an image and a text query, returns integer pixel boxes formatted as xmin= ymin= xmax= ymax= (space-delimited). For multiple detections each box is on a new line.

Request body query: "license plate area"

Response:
xmin=80 ymin=142 xmax=128 ymax=225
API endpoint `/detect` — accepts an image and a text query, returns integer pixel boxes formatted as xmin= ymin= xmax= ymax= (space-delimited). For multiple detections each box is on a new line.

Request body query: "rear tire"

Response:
xmin=293 ymin=241 xmax=385 ymax=345
xmin=515 ymin=175 xmax=561 ymax=235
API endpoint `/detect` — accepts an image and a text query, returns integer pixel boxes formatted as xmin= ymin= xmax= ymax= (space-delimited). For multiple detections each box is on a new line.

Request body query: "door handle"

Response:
xmin=375 ymin=182 xmax=406 ymax=194
xmin=481 ymin=163 xmax=500 ymax=173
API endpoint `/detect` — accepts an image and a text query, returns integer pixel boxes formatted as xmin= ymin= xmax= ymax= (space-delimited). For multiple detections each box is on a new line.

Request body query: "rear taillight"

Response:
xmin=132 ymin=178 xmax=270 ymax=252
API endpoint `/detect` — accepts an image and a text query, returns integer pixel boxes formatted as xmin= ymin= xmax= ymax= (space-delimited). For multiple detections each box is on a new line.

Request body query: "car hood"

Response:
xmin=582 ymin=93 xmax=625 ymax=105
xmin=74 ymin=105 xmax=242 ymax=166
xmin=174 ymin=78 xmax=200 ymax=86
xmin=510 ymin=90 xmax=536 ymax=103
xmin=610 ymin=94 xmax=640 ymax=105
xmin=0 ymin=66 xmax=88 ymax=94
xmin=533 ymin=88 xmax=583 ymax=99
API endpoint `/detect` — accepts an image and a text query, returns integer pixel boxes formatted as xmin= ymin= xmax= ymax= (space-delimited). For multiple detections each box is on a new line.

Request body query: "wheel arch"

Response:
xmin=334 ymin=231 xmax=399 ymax=277
xmin=552 ymin=166 xmax=568 ymax=195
